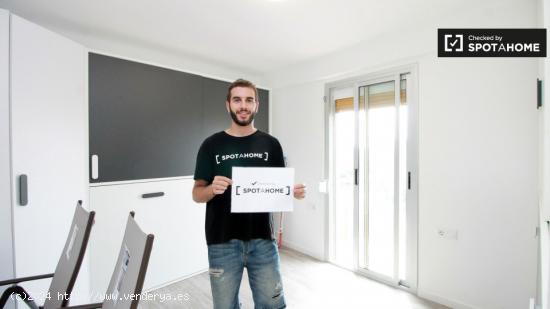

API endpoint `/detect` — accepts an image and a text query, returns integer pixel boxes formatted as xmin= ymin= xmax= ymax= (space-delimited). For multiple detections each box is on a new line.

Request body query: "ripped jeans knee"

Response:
xmin=207 ymin=239 xmax=286 ymax=309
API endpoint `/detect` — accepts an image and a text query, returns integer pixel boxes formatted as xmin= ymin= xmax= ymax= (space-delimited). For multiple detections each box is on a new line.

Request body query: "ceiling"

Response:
xmin=0 ymin=0 xmax=529 ymax=75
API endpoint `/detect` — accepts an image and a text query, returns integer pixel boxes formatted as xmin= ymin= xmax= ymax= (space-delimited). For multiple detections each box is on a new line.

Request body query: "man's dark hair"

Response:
xmin=226 ymin=79 xmax=259 ymax=103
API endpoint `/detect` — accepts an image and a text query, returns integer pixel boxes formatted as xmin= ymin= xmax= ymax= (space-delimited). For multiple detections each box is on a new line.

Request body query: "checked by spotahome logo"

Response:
xmin=438 ymin=29 xmax=546 ymax=57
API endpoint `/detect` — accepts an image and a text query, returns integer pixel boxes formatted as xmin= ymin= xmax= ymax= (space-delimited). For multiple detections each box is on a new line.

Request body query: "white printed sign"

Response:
xmin=231 ymin=167 xmax=294 ymax=213
xmin=65 ymin=225 xmax=79 ymax=260
xmin=111 ymin=245 xmax=130 ymax=305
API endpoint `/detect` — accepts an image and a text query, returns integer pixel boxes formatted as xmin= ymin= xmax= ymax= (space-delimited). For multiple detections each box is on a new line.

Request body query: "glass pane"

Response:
xmin=365 ymin=80 xmax=395 ymax=277
xmin=358 ymin=87 xmax=367 ymax=269
xmin=334 ymin=97 xmax=355 ymax=268
xmin=398 ymin=74 xmax=409 ymax=282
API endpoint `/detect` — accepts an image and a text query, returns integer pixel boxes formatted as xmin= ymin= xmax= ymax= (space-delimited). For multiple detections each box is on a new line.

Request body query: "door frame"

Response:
xmin=323 ymin=63 xmax=419 ymax=293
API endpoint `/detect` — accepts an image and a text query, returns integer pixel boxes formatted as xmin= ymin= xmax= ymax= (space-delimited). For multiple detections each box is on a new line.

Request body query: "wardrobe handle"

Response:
xmin=19 ymin=174 xmax=28 ymax=206
xmin=142 ymin=192 xmax=164 ymax=199
xmin=91 ymin=155 xmax=99 ymax=180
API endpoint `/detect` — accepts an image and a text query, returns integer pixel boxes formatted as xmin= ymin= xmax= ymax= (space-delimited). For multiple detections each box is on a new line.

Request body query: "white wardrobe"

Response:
xmin=0 ymin=9 xmax=90 ymax=306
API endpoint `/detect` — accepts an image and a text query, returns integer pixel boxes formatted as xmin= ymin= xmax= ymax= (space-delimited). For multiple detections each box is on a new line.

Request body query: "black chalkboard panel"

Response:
xmin=201 ymin=77 xmax=231 ymax=137
xmin=256 ymin=88 xmax=270 ymax=133
xmin=89 ymin=53 xmax=270 ymax=183
xmin=89 ymin=53 xmax=203 ymax=182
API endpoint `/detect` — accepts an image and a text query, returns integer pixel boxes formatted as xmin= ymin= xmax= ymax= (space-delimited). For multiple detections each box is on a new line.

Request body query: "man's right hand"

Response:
xmin=211 ymin=176 xmax=233 ymax=195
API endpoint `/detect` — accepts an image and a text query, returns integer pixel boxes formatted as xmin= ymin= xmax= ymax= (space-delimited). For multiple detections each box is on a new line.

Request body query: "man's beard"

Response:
xmin=230 ymin=108 xmax=256 ymax=126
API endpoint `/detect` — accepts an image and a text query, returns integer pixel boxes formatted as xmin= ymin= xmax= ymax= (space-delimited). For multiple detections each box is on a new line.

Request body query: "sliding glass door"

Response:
xmin=328 ymin=66 xmax=418 ymax=290
xmin=330 ymin=87 xmax=356 ymax=269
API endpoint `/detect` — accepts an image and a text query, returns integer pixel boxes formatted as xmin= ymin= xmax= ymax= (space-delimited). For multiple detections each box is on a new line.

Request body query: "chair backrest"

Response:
xmin=102 ymin=212 xmax=154 ymax=309
xmin=43 ymin=201 xmax=95 ymax=309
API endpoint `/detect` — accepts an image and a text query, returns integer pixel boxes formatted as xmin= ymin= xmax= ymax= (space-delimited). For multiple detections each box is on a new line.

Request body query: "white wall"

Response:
xmin=540 ymin=0 xmax=550 ymax=308
xmin=272 ymin=81 xmax=327 ymax=259
xmin=267 ymin=1 xmax=540 ymax=308
xmin=543 ymin=0 xmax=550 ymax=223
xmin=418 ymin=55 xmax=538 ymax=309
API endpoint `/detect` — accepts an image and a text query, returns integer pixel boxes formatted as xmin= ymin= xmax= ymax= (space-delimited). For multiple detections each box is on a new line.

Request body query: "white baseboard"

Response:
xmin=143 ymin=268 xmax=208 ymax=292
xmin=280 ymin=239 xmax=325 ymax=261
xmin=418 ymin=288 xmax=480 ymax=309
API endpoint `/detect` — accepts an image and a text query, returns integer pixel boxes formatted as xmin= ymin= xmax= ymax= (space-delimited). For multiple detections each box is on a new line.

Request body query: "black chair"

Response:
xmin=64 ymin=212 xmax=154 ymax=309
xmin=0 ymin=201 xmax=95 ymax=309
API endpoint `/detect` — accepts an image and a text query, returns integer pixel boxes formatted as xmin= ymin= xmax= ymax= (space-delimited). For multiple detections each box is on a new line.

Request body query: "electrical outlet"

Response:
xmin=437 ymin=228 xmax=458 ymax=240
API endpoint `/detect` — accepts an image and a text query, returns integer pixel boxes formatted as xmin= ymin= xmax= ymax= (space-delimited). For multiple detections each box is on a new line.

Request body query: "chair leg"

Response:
xmin=0 ymin=286 xmax=39 ymax=309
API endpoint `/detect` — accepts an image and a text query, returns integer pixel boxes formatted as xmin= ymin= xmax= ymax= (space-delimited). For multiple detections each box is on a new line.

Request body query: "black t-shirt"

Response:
xmin=193 ymin=130 xmax=285 ymax=245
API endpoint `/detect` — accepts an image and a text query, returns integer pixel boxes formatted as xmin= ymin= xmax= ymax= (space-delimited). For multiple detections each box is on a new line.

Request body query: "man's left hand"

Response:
xmin=293 ymin=183 xmax=306 ymax=200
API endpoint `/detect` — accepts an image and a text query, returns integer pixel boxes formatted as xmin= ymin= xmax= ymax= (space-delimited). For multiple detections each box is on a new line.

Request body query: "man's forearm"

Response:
xmin=193 ymin=185 xmax=215 ymax=203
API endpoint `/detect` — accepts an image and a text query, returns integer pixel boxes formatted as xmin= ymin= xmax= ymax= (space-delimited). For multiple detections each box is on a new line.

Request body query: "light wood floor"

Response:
xmin=139 ymin=248 xmax=449 ymax=309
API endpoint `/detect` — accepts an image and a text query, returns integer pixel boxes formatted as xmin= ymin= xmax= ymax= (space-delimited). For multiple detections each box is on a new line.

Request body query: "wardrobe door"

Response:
xmin=0 ymin=9 xmax=14 ymax=309
xmin=10 ymin=14 xmax=87 ymax=304
xmin=89 ymin=53 xmax=203 ymax=183
xmin=89 ymin=179 xmax=207 ymax=293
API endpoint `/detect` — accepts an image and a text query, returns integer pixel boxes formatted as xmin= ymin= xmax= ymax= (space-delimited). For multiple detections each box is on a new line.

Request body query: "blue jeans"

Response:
xmin=207 ymin=238 xmax=286 ymax=309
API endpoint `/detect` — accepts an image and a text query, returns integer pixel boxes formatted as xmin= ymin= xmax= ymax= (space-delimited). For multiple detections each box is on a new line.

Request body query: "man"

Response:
xmin=192 ymin=79 xmax=306 ymax=309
